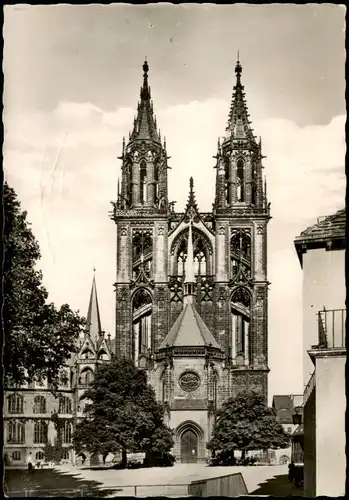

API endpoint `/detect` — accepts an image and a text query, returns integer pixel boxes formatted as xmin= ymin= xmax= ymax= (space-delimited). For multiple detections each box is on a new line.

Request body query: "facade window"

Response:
xmin=34 ymin=420 xmax=48 ymax=444
xmin=230 ymin=229 xmax=251 ymax=279
xmin=132 ymin=289 xmax=152 ymax=366
xmin=33 ymin=396 xmax=46 ymax=414
xmin=59 ymin=370 xmax=69 ymax=387
xmin=36 ymin=451 xmax=44 ymax=460
xmin=231 ymin=287 xmax=251 ymax=365
xmin=7 ymin=393 xmax=24 ymax=414
xmin=62 ymin=450 xmax=70 ymax=460
xmin=80 ymin=369 xmax=94 ymax=386
xmin=236 ymin=158 xmax=245 ymax=202
xmin=8 ymin=421 xmax=25 ymax=444
xmin=59 ymin=396 xmax=72 ymax=414
xmin=140 ymin=160 xmax=147 ymax=204
xmin=60 ymin=421 xmax=72 ymax=444
xmin=12 ymin=451 xmax=21 ymax=461
xmin=173 ymin=228 xmax=212 ymax=277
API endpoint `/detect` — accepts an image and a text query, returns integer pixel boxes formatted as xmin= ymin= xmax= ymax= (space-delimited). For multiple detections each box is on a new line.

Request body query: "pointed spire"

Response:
xmin=129 ymin=60 xmax=160 ymax=142
xmin=225 ymin=57 xmax=255 ymax=143
xmin=86 ymin=269 xmax=103 ymax=344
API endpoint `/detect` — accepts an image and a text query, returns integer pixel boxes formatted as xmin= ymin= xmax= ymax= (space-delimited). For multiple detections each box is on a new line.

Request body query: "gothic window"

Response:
xmin=140 ymin=160 xmax=147 ymax=204
xmin=225 ymin=158 xmax=230 ymax=204
xmin=236 ymin=159 xmax=245 ymax=202
xmin=81 ymin=349 xmax=94 ymax=360
xmin=59 ymin=396 xmax=72 ymax=414
xmin=230 ymin=229 xmax=251 ymax=279
xmin=172 ymin=228 xmax=212 ymax=277
xmin=231 ymin=288 xmax=251 ymax=366
xmin=132 ymin=289 xmax=152 ymax=366
xmin=132 ymin=230 xmax=153 ymax=280
xmin=34 ymin=420 xmax=48 ymax=444
xmin=59 ymin=370 xmax=69 ymax=387
xmin=251 ymin=160 xmax=257 ymax=205
xmin=33 ymin=396 xmax=46 ymax=414
xmin=7 ymin=394 xmax=23 ymax=414
xmin=63 ymin=450 xmax=70 ymax=460
xmin=8 ymin=421 xmax=25 ymax=444
xmin=60 ymin=421 xmax=72 ymax=444
xmin=36 ymin=451 xmax=44 ymax=460
xmin=154 ymin=161 xmax=159 ymax=203
xmin=98 ymin=350 xmax=108 ymax=360
xmin=80 ymin=368 xmax=94 ymax=387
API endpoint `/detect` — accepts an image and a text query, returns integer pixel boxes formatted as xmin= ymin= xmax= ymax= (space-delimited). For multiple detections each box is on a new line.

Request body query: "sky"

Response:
xmin=3 ymin=4 xmax=346 ymax=402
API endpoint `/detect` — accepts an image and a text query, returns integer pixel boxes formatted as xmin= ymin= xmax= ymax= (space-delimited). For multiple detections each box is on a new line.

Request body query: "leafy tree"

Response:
xmin=3 ymin=182 xmax=85 ymax=389
xmin=207 ymin=391 xmax=290 ymax=462
xmin=73 ymin=358 xmax=174 ymax=467
xmin=43 ymin=412 xmax=72 ymax=464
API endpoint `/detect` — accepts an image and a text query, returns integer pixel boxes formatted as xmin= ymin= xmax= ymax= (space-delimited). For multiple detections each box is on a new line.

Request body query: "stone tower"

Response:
xmin=111 ymin=59 xmax=271 ymax=463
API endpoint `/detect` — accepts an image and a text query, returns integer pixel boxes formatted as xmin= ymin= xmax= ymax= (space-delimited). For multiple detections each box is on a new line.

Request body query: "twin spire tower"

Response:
xmin=111 ymin=59 xmax=270 ymax=463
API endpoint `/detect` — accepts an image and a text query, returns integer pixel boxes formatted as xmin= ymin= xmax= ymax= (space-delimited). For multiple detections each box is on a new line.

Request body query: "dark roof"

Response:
xmin=273 ymin=395 xmax=293 ymax=410
xmin=159 ymin=301 xmax=221 ymax=350
xmin=294 ymin=208 xmax=346 ymax=264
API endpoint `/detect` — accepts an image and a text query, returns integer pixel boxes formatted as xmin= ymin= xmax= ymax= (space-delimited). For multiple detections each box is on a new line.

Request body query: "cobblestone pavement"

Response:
xmin=54 ymin=463 xmax=300 ymax=496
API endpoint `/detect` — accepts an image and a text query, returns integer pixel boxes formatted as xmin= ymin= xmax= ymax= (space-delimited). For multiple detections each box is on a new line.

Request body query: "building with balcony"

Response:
xmin=3 ymin=273 xmax=114 ymax=467
xmin=294 ymin=207 xmax=346 ymax=497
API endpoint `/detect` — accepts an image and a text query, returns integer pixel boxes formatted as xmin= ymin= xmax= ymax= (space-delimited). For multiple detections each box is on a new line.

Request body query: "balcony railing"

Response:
xmin=317 ymin=308 xmax=346 ymax=349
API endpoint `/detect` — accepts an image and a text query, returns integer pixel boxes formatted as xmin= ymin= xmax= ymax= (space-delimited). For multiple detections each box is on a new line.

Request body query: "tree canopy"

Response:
xmin=207 ymin=391 xmax=290 ymax=459
xmin=3 ymin=182 xmax=85 ymax=389
xmin=73 ymin=357 xmax=174 ymax=466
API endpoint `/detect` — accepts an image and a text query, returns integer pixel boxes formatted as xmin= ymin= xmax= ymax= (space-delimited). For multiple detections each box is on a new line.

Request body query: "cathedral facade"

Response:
xmin=111 ymin=60 xmax=271 ymax=463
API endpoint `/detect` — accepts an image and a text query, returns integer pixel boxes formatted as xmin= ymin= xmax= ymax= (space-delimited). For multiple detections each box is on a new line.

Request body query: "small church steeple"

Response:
xmin=86 ymin=269 xmax=103 ymax=344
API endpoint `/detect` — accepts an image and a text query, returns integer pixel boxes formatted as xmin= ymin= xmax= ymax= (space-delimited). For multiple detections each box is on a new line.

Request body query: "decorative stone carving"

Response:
xmin=218 ymin=287 xmax=226 ymax=301
xmin=179 ymin=371 xmax=200 ymax=393
xmin=218 ymin=226 xmax=225 ymax=235
xmin=256 ymin=225 xmax=264 ymax=235
xmin=120 ymin=287 xmax=129 ymax=301
xmin=158 ymin=226 xmax=165 ymax=236
xmin=120 ymin=227 xmax=127 ymax=236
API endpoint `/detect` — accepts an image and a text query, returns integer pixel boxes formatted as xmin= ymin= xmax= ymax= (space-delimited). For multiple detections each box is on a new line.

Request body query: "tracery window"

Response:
xmin=60 ymin=421 xmax=72 ymax=444
xmin=230 ymin=229 xmax=251 ymax=279
xmin=12 ymin=451 xmax=21 ymax=460
xmin=8 ymin=421 xmax=25 ymax=444
xmin=172 ymin=228 xmax=212 ymax=277
xmin=225 ymin=158 xmax=230 ymax=204
xmin=236 ymin=159 xmax=245 ymax=202
xmin=231 ymin=287 xmax=251 ymax=366
xmin=251 ymin=160 xmax=257 ymax=205
xmin=140 ymin=160 xmax=147 ymax=204
xmin=33 ymin=396 xmax=46 ymax=414
xmin=36 ymin=451 xmax=44 ymax=460
xmin=34 ymin=420 xmax=48 ymax=444
xmin=80 ymin=369 xmax=94 ymax=387
xmin=59 ymin=396 xmax=72 ymax=414
xmin=132 ymin=229 xmax=153 ymax=280
xmin=7 ymin=394 xmax=23 ymax=414
xmin=132 ymin=289 xmax=152 ymax=366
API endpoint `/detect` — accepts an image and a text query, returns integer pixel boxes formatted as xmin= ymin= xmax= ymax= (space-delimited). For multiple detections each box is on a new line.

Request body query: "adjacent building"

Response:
xmin=272 ymin=394 xmax=303 ymax=464
xmin=294 ymin=208 xmax=346 ymax=496
xmin=111 ymin=59 xmax=271 ymax=462
xmin=4 ymin=274 xmax=113 ymax=467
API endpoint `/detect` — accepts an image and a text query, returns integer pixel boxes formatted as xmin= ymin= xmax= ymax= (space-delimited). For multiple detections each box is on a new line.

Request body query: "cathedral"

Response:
xmin=111 ymin=59 xmax=271 ymax=463
xmin=4 ymin=59 xmax=270 ymax=467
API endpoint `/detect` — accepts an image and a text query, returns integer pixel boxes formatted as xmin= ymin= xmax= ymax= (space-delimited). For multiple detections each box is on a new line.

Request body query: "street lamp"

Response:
xmin=292 ymin=407 xmax=302 ymax=425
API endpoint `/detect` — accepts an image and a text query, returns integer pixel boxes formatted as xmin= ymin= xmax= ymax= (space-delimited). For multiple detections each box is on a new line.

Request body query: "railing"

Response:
xmin=317 ymin=308 xmax=346 ymax=349
xmin=6 ymin=483 xmax=190 ymax=497
xmin=303 ymin=371 xmax=315 ymax=406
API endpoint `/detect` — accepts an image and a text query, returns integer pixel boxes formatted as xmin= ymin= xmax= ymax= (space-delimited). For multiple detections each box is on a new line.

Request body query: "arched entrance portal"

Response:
xmin=181 ymin=429 xmax=198 ymax=463
xmin=176 ymin=421 xmax=204 ymax=463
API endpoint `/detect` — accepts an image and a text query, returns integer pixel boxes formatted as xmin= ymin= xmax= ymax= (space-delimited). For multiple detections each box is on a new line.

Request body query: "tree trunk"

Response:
xmin=121 ymin=448 xmax=127 ymax=468
xmin=241 ymin=449 xmax=246 ymax=461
